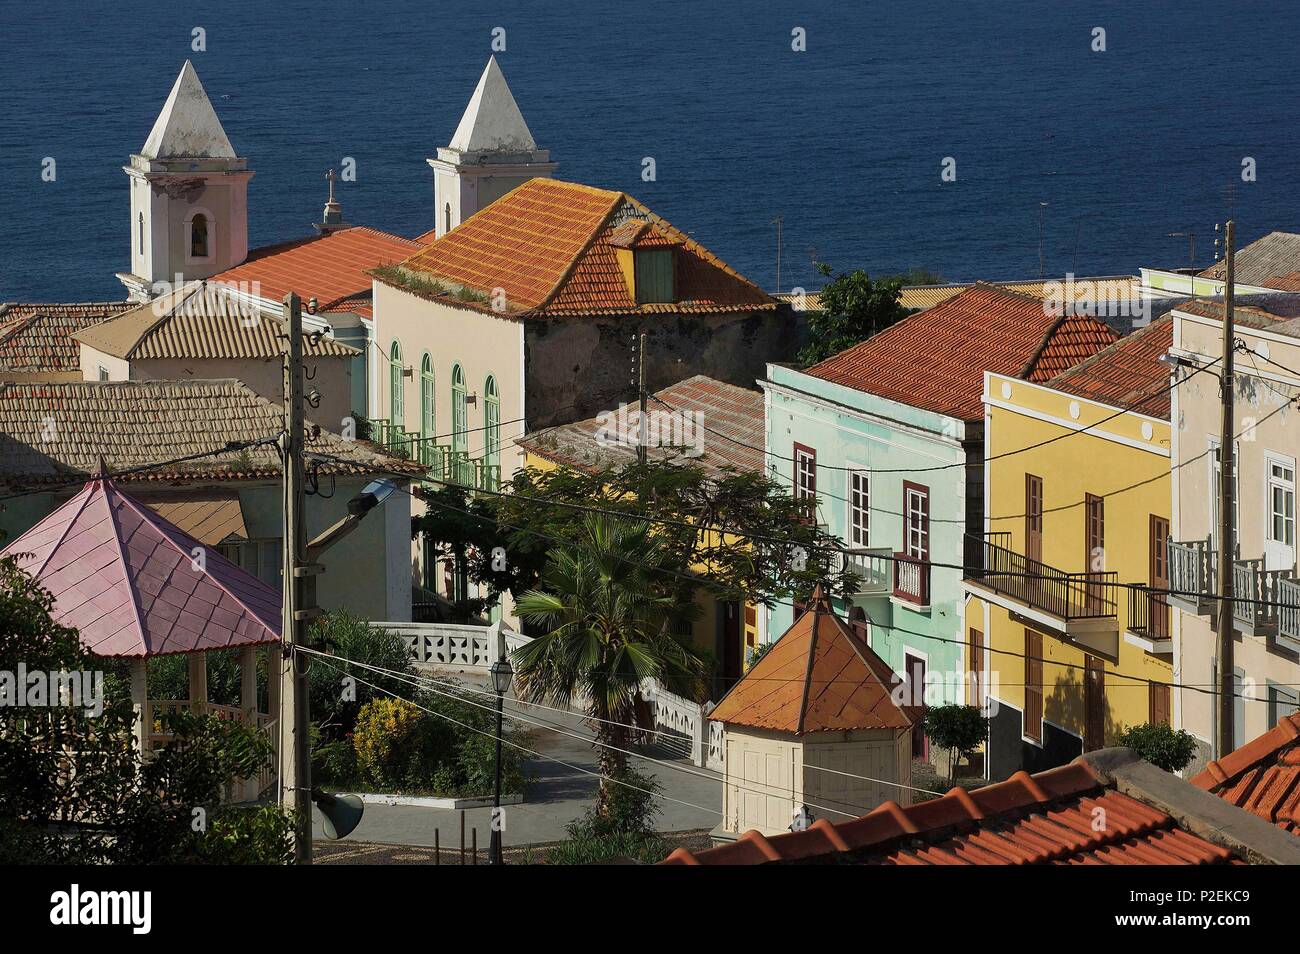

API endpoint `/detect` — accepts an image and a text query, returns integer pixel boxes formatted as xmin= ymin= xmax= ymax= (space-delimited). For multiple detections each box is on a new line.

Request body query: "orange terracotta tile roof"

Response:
xmin=1193 ymin=715 xmax=1300 ymax=835
xmin=389 ymin=178 xmax=774 ymax=318
xmin=777 ymin=276 xmax=1143 ymax=313
xmin=517 ymin=375 xmax=763 ymax=478
xmin=663 ymin=757 xmax=1241 ymax=865
xmin=803 ymin=284 xmax=1118 ymax=421
xmin=212 ymin=226 xmax=421 ymax=316
xmin=709 ymin=591 xmax=915 ymax=734
xmin=0 ymin=302 xmax=135 ymax=375
xmin=1046 ymin=315 xmax=1174 ymax=419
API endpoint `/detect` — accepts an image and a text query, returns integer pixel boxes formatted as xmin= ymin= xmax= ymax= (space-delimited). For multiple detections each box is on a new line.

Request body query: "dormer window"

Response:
xmin=610 ymin=219 xmax=680 ymax=305
xmin=634 ymin=248 xmax=675 ymax=304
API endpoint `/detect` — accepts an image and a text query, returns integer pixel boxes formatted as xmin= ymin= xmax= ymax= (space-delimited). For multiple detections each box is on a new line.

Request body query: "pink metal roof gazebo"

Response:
xmin=2 ymin=472 xmax=281 ymax=657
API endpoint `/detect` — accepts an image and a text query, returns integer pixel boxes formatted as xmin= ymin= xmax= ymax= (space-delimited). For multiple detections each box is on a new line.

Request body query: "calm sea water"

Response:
xmin=2 ymin=0 xmax=1299 ymax=303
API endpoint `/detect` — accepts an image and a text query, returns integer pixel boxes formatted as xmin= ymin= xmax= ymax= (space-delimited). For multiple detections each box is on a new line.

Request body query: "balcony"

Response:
xmin=964 ymin=532 xmax=1118 ymax=642
xmin=842 ymin=547 xmax=894 ymax=596
xmin=1277 ymin=578 xmax=1300 ymax=652
xmin=1166 ymin=538 xmax=1218 ymax=615
xmin=1232 ymin=559 xmax=1296 ymax=638
xmin=1126 ymin=586 xmax=1172 ymax=653
xmin=892 ymin=552 xmax=930 ymax=607
xmin=370 ymin=418 xmax=500 ymax=492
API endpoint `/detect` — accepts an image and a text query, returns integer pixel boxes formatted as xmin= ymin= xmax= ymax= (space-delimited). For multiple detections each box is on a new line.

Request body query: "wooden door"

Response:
xmin=1024 ymin=629 xmax=1043 ymax=742
xmin=1149 ymin=515 xmax=1170 ymax=638
xmin=1084 ymin=494 xmax=1105 ymax=614
xmin=721 ymin=600 xmax=742 ymax=685
xmin=905 ymin=653 xmax=928 ymax=759
xmin=1025 ymin=474 xmax=1043 ymax=564
xmin=968 ymin=627 xmax=985 ymax=708
xmin=1084 ymin=655 xmax=1105 ymax=750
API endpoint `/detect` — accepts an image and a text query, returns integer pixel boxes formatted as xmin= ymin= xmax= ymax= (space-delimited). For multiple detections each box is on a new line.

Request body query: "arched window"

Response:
xmin=444 ymin=203 xmax=452 ymax=235
xmin=138 ymin=212 xmax=145 ymax=256
xmin=451 ymin=363 xmax=467 ymax=455
xmin=484 ymin=375 xmax=500 ymax=469
xmin=389 ymin=340 xmax=404 ymax=425
xmin=420 ymin=353 xmax=435 ymax=438
xmin=189 ymin=213 xmax=209 ymax=259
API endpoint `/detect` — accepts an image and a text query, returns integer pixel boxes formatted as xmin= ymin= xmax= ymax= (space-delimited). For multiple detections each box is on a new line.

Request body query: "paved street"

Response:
xmin=312 ymin=671 xmax=721 ymax=852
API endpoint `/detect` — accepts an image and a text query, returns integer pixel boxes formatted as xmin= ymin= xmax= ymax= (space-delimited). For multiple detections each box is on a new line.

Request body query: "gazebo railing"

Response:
xmin=148 ymin=700 xmax=277 ymax=800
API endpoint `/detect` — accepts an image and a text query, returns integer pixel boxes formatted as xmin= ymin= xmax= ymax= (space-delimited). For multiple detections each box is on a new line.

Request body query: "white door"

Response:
xmin=1265 ymin=456 xmax=1296 ymax=571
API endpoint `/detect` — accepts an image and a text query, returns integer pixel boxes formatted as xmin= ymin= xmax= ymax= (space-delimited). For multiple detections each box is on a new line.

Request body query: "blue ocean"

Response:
xmin=2 ymin=0 xmax=1298 ymax=303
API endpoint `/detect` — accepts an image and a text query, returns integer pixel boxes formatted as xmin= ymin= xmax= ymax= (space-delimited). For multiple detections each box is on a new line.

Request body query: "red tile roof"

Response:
xmin=1193 ymin=715 xmax=1300 ymax=835
xmin=212 ymin=226 xmax=421 ymax=318
xmin=390 ymin=178 xmax=774 ymax=318
xmin=1 ymin=475 xmax=281 ymax=657
xmin=0 ymin=302 xmax=134 ymax=375
xmin=709 ymin=591 xmax=915 ymax=734
xmin=663 ymin=757 xmax=1240 ymax=865
xmin=516 ymin=375 xmax=763 ymax=478
xmin=803 ymin=284 xmax=1118 ymax=421
xmin=1046 ymin=315 xmax=1174 ymax=419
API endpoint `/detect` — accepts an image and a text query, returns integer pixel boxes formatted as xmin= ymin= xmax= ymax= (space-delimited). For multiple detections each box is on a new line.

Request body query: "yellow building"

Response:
xmin=517 ymin=375 xmax=764 ymax=692
xmin=962 ymin=318 xmax=1175 ymax=780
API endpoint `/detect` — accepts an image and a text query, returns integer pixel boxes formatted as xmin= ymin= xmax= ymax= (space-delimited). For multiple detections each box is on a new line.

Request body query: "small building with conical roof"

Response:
xmin=709 ymin=588 xmax=917 ymax=842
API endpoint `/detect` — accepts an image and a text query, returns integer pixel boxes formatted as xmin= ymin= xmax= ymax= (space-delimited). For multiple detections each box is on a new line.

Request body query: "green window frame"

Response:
xmin=389 ymin=340 xmax=404 ymax=425
xmin=451 ymin=363 xmax=467 ymax=454
xmin=420 ymin=353 xmax=435 ymax=438
xmin=634 ymin=248 xmax=675 ymax=304
xmin=484 ymin=374 xmax=500 ymax=468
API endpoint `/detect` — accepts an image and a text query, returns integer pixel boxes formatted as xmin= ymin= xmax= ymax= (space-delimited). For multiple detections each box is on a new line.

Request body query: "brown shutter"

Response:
xmin=1025 ymin=474 xmax=1043 ymax=563
xmin=1085 ymin=655 xmax=1106 ymax=750
xmin=1149 ymin=682 xmax=1171 ymax=726
xmin=1024 ymin=628 xmax=1043 ymax=742
xmin=968 ymin=628 xmax=985 ymax=707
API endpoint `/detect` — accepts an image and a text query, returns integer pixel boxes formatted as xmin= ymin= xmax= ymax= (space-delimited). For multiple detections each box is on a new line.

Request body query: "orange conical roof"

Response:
xmin=710 ymin=590 xmax=914 ymax=735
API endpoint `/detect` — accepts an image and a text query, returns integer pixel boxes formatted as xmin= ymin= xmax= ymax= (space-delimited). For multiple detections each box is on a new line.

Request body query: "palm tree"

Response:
xmin=513 ymin=515 xmax=705 ymax=815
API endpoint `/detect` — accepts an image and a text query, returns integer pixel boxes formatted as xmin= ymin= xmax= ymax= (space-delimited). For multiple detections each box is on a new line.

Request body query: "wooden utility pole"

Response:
xmin=279 ymin=291 xmax=312 ymax=863
xmin=1215 ymin=220 xmax=1236 ymax=760
xmin=637 ymin=332 xmax=648 ymax=466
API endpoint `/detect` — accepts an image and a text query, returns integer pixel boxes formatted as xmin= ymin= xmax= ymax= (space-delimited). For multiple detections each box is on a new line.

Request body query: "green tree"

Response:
xmin=922 ymin=704 xmax=990 ymax=779
xmin=513 ymin=515 xmax=705 ymax=816
xmin=0 ymin=558 xmax=293 ymax=863
xmin=1115 ymin=722 xmax=1199 ymax=773
xmin=413 ymin=460 xmax=860 ymax=633
xmin=798 ymin=263 xmax=910 ymax=366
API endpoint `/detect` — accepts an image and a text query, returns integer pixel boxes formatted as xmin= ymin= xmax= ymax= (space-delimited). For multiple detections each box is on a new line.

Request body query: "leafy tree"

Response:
xmin=895 ymin=266 xmax=946 ymax=287
xmin=413 ymin=460 xmax=861 ymax=632
xmin=307 ymin=610 xmax=413 ymax=740
xmin=513 ymin=515 xmax=705 ymax=816
xmin=546 ymin=764 xmax=667 ymax=864
xmin=1115 ymin=722 xmax=1199 ymax=773
xmin=797 ymin=263 xmax=910 ymax=366
xmin=922 ymin=704 xmax=990 ymax=779
xmin=0 ymin=558 xmax=293 ymax=863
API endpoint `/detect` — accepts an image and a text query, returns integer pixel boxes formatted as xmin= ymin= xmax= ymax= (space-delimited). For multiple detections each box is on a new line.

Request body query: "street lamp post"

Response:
xmin=488 ymin=654 xmax=513 ymax=865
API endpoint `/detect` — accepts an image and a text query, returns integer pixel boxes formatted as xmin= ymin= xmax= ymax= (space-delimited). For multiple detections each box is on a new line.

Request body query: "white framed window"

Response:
xmin=1266 ymin=454 xmax=1295 ymax=547
xmin=848 ymin=469 xmax=869 ymax=546
xmin=217 ymin=538 xmax=281 ymax=589
xmin=1209 ymin=438 xmax=1240 ymax=551
xmin=1268 ymin=683 xmax=1299 ymax=727
xmin=904 ymin=482 xmax=930 ymax=560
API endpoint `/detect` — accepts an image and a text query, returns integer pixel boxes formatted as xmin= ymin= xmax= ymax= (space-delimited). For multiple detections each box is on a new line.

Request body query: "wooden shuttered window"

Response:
xmin=1024 ymin=628 xmax=1043 ymax=742
xmin=968 ymin=627 xmax=985 ymax=708
xmin=1025 ymin=474 xmax=1043 ymax=563
xmin=1149 ymin=682 xmax=1171 ymax=726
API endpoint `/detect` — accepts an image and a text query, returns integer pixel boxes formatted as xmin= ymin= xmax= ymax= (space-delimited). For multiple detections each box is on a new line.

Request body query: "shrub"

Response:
xmin=1116 ymin=722 xmax=1199 ymax=773
xmin=352 ymin=698 xmax=430 ymax=790
xmin=923 ymin=704 xmax=990 ymax=778
xmin=307 ymin=611 xmax=414 ymax=740
xmin=547 ymin=765 xmax=665 ymax=864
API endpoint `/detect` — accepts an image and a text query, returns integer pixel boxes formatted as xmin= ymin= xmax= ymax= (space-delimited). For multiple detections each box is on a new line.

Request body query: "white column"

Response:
xmin=129 ymin=657 xmax=150 ymax=756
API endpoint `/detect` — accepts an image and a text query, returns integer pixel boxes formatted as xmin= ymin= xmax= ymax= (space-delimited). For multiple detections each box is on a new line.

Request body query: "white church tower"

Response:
xmin=119 ymin=61 xmax=252 ymax=301
xmin=427 ymin=57 xmax=556 ymax=239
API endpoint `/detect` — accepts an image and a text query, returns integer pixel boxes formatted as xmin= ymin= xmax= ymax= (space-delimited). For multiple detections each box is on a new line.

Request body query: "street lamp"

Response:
xmin=488 ymin=654 xmax=514 ymax=865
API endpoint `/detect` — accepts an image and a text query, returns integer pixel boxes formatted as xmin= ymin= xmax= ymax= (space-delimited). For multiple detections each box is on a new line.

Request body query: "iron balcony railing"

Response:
xmin=1233 ymin=559 xmax=1296 ymax=633
xmin=1126 ymin=586 xmax=1171 ymax=643
xmin=966 ymin=532 xmax=1117 ymax=621
xmin=369 ymin=419 xmax=499 ymax=492
xmin=892 ymin=552 xmax=930 ymax=606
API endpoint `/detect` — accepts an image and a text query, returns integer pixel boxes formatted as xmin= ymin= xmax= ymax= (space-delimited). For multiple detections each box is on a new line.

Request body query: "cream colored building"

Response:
xmin=708 ymin=591 xmax=915 ymax=842
xmin=1168 ymin=297 xmax=1300 ymax=769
